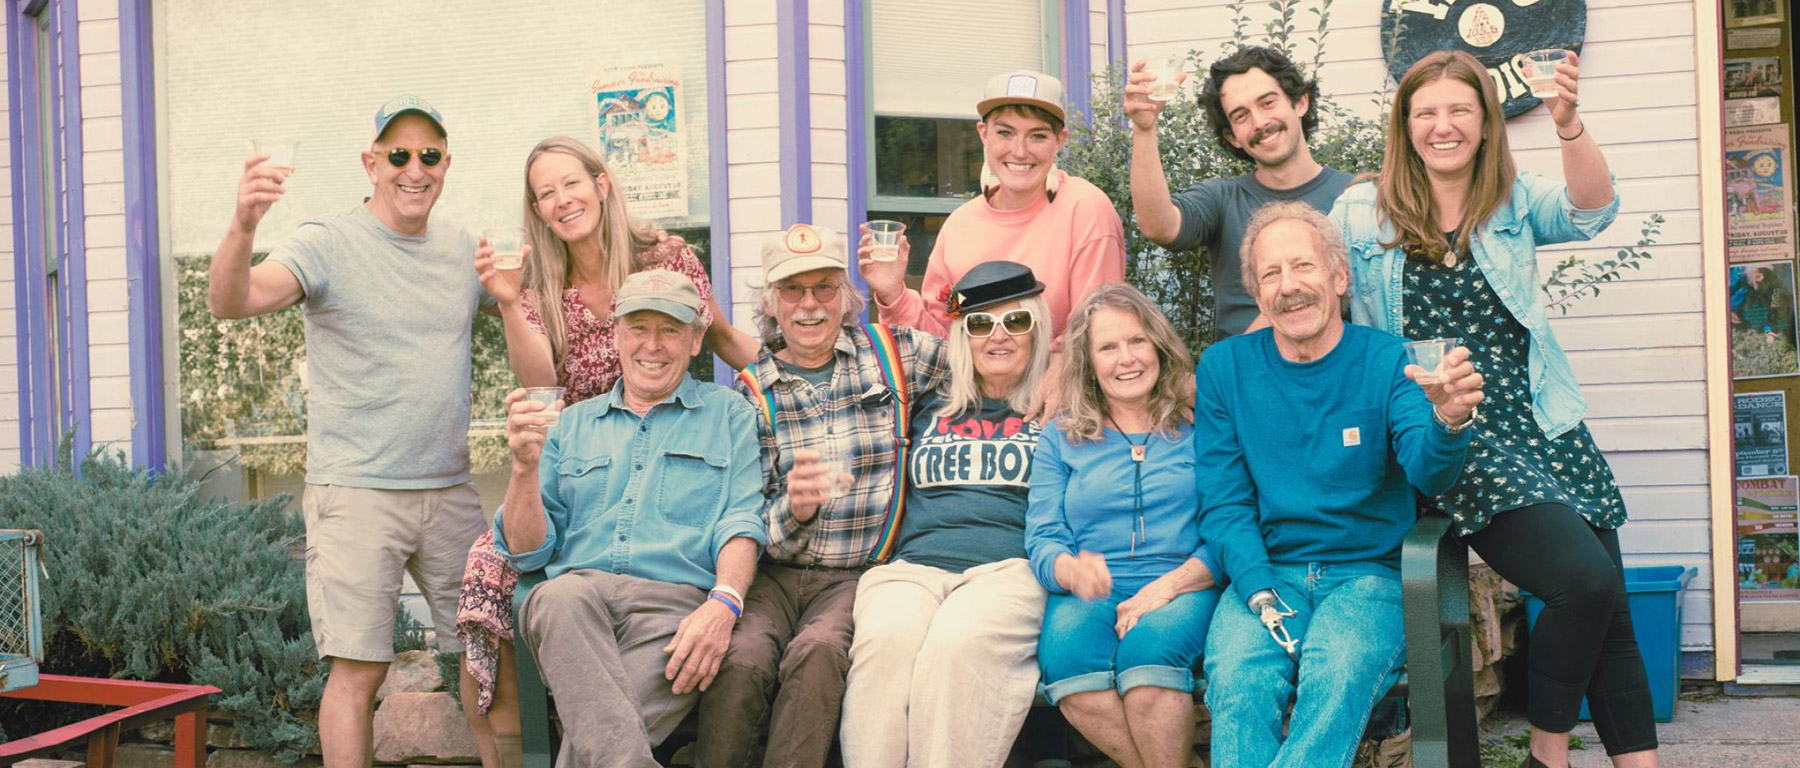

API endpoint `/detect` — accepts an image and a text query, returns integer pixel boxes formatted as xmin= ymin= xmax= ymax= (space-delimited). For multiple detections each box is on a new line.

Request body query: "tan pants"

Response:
xmin=517 ymin=569 xmax=705 ymax=768
xmin=838 ymin=558 xmax=1046 ymax=768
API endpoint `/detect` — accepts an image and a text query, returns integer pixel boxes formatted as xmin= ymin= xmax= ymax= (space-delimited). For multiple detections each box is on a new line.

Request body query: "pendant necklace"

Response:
xmin=1106 ymin=415 xmax=1150 ymax=557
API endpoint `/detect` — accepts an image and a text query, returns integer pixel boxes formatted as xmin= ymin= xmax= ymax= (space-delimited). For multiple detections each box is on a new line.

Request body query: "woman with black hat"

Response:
xmin=1026 ymin=282 xmax=1221 ymax=768
xmin=838 ymin=262 xmax=1055 ymax=768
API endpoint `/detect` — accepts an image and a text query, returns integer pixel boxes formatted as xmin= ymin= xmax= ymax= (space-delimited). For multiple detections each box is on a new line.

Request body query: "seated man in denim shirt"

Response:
xmin=493 ymin=269 xmax=767 ymax=768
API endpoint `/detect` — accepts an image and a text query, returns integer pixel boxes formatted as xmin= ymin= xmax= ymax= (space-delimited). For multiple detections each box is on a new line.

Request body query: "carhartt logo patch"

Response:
xmin=1343 ymin=427 xmax=1362 ymax=447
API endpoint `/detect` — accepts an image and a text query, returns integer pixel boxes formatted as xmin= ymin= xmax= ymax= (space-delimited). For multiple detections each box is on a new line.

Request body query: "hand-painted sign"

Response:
xmin=1381 ymin=0 xmax=1588 ymax=119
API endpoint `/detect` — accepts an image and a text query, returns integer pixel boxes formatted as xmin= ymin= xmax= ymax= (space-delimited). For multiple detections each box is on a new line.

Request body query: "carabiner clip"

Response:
xmin=1249 ymin=591 xmax=1300 ymax=656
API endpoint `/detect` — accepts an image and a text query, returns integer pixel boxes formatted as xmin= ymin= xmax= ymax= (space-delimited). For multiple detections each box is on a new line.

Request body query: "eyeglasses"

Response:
xmin=775 ymin=281 xmax=841 ymax=303
xmin=382 ymin=147 xmax=445 ymax=168
xmin=964 ymin=309 xmax=1035 ymax=338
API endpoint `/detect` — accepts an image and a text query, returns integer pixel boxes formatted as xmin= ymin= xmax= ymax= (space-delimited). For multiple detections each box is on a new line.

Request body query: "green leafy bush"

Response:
xmin=0 ymin=449 xmax=356 ymax=760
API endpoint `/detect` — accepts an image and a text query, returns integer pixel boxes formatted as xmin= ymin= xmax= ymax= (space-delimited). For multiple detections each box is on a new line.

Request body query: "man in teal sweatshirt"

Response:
xmin=1193 ymin=201 xmax=1485 ymax=768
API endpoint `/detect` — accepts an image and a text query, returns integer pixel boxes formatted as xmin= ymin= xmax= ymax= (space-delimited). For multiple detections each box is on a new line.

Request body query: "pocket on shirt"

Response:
xmin=1317 ymin=407 xmax=1386 ymax=491
xmin=656 ymin=450 xmax=728 ymax=528
xmin=555 ymin=454 xmax=612 ymax=512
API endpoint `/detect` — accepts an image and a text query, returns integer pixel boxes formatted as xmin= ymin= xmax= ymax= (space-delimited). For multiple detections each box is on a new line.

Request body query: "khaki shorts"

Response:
xmin=302 ymin=482 xmax=485 ymax=662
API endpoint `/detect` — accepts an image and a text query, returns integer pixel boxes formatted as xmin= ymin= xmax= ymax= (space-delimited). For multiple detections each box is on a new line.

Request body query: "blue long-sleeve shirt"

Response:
xmin=493 ymin=375 xmax=768 ymax=589
xmin=1193 ymin=325 xmax=1471 ymax=600
xmin=1026 ymin=420 xmax=1222 ymax=594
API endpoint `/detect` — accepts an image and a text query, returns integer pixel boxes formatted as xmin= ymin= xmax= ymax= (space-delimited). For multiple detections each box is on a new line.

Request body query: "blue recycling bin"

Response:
xmin=1522 ymin=565 xmax=1695 ymax=723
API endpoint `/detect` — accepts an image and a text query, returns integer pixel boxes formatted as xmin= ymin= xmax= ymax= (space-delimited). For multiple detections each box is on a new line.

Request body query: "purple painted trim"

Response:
xmin=1107 ymin=0 xmax=1126 ymax=74
xmin=843 ymin=0 xmax=868 ymax=312
xmin=777 ymin=0 xmax=811 ymax=225
xmin=706 ymin=0 xmax=734 ymax=386
xmin=7 ymin=2 xmax=44 ymax=465
xmin=1061 ymin=0 xmax=1091 ymax=122
xmin=55 ymin=0 xmax=92 ymax=466
xmin=120 ymin=0 xmax=165 ymax=468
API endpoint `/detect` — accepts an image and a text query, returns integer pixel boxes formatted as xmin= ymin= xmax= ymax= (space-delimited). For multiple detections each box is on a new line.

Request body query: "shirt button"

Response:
xmin=640 ymin=424 xmax=649 ymax=432
xmin=636 ymin=464 xmax=644 ymax=470
xmin=618 ymin=534 xmax=627 ymax=542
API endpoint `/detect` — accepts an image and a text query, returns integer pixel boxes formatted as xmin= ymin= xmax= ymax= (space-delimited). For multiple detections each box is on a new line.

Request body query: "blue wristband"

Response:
xmin=708 ymin=592 xmax=742 ymax=618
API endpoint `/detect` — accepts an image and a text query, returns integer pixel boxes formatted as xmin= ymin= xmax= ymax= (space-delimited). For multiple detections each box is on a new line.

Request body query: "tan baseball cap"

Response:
xmin=762 ymin=224 xmax=847 ymax=283
xmin=613 ymin=269 xmax=703 ymax=324
xmin=976 ymin=70 xmax=1066 ymax=124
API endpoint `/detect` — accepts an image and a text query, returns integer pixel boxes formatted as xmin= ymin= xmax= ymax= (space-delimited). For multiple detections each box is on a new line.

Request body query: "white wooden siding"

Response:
xmin=726 ymin=0 xmax=782 ymax=331
xmin=0 ymin=12 xmax=17 ymax=473
xmin=79 ymin=0 xmax=131 ymax=458
xmin=1123 ymin=0 xmax=1716 ymax=649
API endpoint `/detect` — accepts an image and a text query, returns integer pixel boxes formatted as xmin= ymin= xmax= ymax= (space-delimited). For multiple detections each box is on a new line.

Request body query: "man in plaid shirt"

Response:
xmin=693 ymin=224 xmax=950 ymax=768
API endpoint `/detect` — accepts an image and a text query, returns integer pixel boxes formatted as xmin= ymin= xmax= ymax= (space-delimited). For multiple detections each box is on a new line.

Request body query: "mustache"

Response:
xmin=1250 ymin=122 xmax=1285 ymax=147
xmin=1274 ymin=290 xmax=1321 ymax=314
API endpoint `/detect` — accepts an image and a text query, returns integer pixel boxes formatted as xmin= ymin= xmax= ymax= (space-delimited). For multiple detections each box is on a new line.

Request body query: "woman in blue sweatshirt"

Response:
xmin=1026 ymin=283 xmax=1221 ymax=768
xmin=1330 ymin=50 xmax=1657 ymax=768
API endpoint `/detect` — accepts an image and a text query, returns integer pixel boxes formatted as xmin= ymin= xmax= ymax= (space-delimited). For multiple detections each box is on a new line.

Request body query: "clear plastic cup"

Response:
xmin=1403 ymin=338 xmax=1459 ymax=384
xmin=522 ymin=386 xmax=566 ymax=426
xmin=253 ymin=139 xmax=299 ymax=176
xmin=489 ymin=228 xmax=526 ymax=271
xmin=1149 ymin=54 xmax=1186 ymax=102
xmin=1518 ymin=49 xmax=1569 ymax=99
xmin=867 ymin=220 xmax=905 ymax=262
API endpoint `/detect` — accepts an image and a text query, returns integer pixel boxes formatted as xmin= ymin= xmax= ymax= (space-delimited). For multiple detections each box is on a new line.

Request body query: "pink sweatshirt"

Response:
xmin=875 ymin=170 xmax=1127 ymax=340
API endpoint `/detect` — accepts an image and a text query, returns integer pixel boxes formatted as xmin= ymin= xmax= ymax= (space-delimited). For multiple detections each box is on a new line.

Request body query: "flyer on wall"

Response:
xmin=1737 ymin=475 xmax=1800 ymax=600
xmin=591 ymin=63 xmax=688 ymax=220
xmin=1726 ymin=0 xmax=1787 ymax=27
xmin=1725 ymin=57 xmax=1784 ymax=99
xmin=1725 ymin=125 xmax=1796 ymax=262
xmin=1731 ymin=261 xmax=1800 ymax=379
xmin=1735 ymin=391 xmax=1789 ymax=476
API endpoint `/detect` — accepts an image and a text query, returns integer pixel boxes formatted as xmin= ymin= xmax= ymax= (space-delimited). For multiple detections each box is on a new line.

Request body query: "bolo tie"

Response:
xmin=1106 ymin=416 xmax=1149 ymax=558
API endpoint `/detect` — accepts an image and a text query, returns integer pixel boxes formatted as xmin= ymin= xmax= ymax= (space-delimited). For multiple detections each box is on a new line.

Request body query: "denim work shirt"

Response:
xmin=1329 ymin=173 xmax=1620 ymax=439
xmin=493 ymin=375 xmax=768 ymax=589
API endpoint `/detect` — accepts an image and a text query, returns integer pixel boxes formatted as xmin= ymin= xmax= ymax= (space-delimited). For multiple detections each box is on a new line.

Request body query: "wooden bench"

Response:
xmin=512 ymin=513 xmax=1480 ymax=768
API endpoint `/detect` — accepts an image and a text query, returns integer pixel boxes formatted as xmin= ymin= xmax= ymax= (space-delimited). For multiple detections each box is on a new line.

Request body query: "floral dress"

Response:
xmin=455 ymin=236 xmax=715 ymax=714
xmin=1401 ymin=250 xmax=1626 ymax=537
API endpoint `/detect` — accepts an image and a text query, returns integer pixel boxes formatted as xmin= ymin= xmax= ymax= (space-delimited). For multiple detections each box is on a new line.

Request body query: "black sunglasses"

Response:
xmin=964 ymin=309 xmax=1035 ymax=338
xmin=383 ymin=147 xmax=445 ymax=168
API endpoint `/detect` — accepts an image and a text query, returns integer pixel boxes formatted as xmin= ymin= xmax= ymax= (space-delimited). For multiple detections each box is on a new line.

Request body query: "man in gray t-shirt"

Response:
xmin=1126 ymin=45 xmax=1353 ymax=339
xmin=206 ymin=95 xmax=485 ymax=767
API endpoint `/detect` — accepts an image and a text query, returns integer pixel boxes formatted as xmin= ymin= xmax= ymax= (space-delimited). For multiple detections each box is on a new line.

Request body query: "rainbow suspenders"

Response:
xmin=737 ymin=323 xmax=911 ymax=563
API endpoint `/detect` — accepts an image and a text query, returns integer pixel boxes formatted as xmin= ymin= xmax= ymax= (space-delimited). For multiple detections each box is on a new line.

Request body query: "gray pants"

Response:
xmin=518 ymin=569 xmax=705 ymax=768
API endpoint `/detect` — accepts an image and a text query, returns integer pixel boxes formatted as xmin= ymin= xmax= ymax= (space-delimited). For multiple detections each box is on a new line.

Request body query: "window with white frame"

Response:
xmin=867 ymin=0 xmax=1049 ymax=280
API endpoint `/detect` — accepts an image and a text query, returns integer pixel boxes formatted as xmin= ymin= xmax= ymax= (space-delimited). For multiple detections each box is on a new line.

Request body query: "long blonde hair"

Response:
xmin=1055 ymin=284 xmax=1194 ymax=444
xmin=1364 ymin=50 xmax=1516 ymax=265
xmin=520 ymin=137 xmax=664 ymax=365
xmin=937 ymin=294 xmax=1053 ymax=419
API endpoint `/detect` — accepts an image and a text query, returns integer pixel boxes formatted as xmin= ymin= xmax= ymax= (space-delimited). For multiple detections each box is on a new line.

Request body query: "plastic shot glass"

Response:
xmin=1402 ymin=338 xmax=1459 ymax=384
xmin=522 ymin=386 xmax=566 ymax=426
xmin=490 ymin=228 xmax=526 ymax=271
xmin=1149 ymin=54 xmax=1186 ymax=102
xmin=1518 ymin=49 xmax=1570 ymax=99
xmin=253 ymin=139 xmax=299 ymax=176
xmin=867 ymin=220 xmax=905 ymax=262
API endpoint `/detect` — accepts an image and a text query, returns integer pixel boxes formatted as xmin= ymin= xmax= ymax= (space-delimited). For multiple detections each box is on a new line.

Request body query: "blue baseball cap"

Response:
xmin=372 ymin=95 xmax=446 ymax=141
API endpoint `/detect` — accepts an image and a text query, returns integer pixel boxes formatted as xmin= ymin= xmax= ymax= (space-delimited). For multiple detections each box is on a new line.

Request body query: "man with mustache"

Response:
xmin=1190 ymin=202 xmax=1484 ymax=768
xmin=1126 ymin=45 xmax=1354 ymax=340
xmin=694 ymin=225 xmax=952 ymax=768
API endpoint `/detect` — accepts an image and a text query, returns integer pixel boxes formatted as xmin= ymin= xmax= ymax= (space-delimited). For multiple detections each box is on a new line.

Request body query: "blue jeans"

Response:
xmin=1203 ymin=562 xmax=1404 ymax=768
xmin=1037 ymin=583 xmax=1220 ymax=705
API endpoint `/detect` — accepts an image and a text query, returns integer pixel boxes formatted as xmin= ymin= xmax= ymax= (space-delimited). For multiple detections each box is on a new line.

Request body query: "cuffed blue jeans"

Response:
xmin=1203 ymin=562 xmax=1404 ymax=768
xmin=1037 ymin=582 xmax=1219 ymax=705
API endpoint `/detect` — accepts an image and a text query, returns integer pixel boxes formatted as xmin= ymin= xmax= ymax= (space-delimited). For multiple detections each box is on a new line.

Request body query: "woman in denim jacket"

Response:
xmin=1329 ymin=50 xmax=1659 ymax=768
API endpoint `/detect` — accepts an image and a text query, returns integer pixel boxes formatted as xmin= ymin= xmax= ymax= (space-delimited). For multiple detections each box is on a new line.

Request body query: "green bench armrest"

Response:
xmin=1402 ymin=513 xmax=1480 ymax=768
xmin=513 ymin=569 xmax=555 ymax=768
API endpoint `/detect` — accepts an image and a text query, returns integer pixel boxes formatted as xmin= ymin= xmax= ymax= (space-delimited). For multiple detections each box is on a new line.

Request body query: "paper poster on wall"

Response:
xmin=1725 ymin=125 xmax=1796 ymax=262
xmin=1737 ymin=475 xmax=1800 ymax=600
xmin=1726 ymin=57 xmax=1784 ymax=99
xmin=1726 ymin=26 xmax=1783 ymax=51
xmin=1726 ymin=0 xmax=1787 ymax=27
xmin=1727 ymin=99 xmax=1783 ymax=127
xmin=1735 ymin=391 xmax=1790 ymax=476
xmin=592 ymin=63 xmax=688 ymax=220
xmin=1731 ymin=261 xmax=1800 ymax=379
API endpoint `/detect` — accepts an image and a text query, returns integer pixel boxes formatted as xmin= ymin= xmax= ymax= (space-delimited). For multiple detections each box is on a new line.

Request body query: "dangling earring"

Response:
xmin=1045 ymin=162 xmax=1061 ymax=202
xmin=980 ymin=161 xmax=998 ymax=199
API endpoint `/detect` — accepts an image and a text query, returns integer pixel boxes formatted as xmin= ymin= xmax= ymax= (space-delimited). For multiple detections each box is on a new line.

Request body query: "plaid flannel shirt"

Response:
xmin=738 ymin=324 xmax=950 ymax=566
